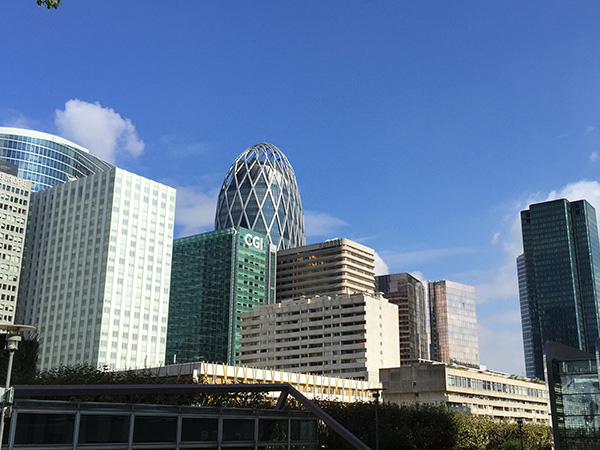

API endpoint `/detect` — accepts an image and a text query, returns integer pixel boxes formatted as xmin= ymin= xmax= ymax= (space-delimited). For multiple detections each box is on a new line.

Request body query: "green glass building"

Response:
xmin=520 ymin=199 xmax=600 ymax=379
xmin=166 ymin=227 xmax=276 ymax=365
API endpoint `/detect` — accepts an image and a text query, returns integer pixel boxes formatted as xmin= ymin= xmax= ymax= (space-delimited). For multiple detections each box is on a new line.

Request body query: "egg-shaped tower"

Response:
xmin=215 ymin=143 xmax=305 ymax=250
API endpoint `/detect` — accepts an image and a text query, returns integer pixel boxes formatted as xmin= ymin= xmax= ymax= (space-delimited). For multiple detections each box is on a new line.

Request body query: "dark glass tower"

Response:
xmin=215 ymin=143 xmax=305 ymax=250
xmin=376 ymin=273 xmax=429 ymax=362
xmin=520 ymin=199 xmax=600 ymax=379
xmin=166 ymin=227 xmax=276 ymax=365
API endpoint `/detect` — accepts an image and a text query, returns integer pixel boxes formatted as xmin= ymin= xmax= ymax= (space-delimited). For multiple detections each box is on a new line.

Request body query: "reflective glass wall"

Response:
xmin=0 ymin=127 xmax=112 ymax=192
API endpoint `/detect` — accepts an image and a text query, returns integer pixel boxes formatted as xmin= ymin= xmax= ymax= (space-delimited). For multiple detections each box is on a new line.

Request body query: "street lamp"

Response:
xmin=516 ymin=417 xmax=524 ymax=450
xmin=368 ymin=388 xmax=384 ymax=450
xmin=0 ymin=324 xmax=36 ymax=445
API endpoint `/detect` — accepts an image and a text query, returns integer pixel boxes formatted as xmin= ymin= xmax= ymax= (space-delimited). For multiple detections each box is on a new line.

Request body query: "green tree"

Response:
xmin=37 ymin=0 xmax=60 ymax=9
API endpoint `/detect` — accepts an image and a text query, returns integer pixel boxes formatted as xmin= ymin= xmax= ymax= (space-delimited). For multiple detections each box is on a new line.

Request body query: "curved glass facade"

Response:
xmin=0 ymin=127 xmax=112 ymax=192
xmin=215 ymin=143 xmax=305 ymax=250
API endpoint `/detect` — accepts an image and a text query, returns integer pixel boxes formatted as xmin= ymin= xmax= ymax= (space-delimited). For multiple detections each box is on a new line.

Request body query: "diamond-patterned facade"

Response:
xmin=215 ymin=143 xmax=305 ymax=250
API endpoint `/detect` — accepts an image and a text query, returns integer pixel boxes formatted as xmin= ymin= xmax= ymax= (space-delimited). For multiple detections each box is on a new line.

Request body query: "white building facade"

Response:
xmin=239 ymin=292 xmax=399 ymax=383
xmin=0 ymin=168 xmax=31 ymax=324
xmin=17 ymin=167 xmax=176 ymax=370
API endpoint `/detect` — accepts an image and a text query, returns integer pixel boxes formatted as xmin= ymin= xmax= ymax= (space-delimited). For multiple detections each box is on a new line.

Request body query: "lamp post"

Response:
xmin=517 ymin=417 xmax=524 ymax=450
xmin=368 ymin=388 xmax=384 ymax=450
xmin=0 ymin=324 xmax=36 ymax=446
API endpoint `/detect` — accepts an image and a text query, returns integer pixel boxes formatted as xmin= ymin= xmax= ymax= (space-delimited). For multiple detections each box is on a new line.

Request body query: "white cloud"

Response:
xmin=491 ymin=232 xmax=500 ymax=244
xmin=410 ymin=271 xmax=425 ymax=281
xmin=590 ymin=152 xmax=598 ymax=162
xmin=476 ymin=180 xmax=600 ymax=304
xmin=55 ymin=99 xmax=144 ymax=163
xmin=478 ymin=322 xmax=525 ymax=375
xmin=174 ymin=186 xmax=218 ymax=237
xmin=586 ymin=125 xmax=596 ymax=134
xmin=373 ymin=252 xmax=389 ymax=276
xmin=304 ymin=211 xmax=348 ymax=238
xmin=2 ymin=114 xmax=33 ymax=129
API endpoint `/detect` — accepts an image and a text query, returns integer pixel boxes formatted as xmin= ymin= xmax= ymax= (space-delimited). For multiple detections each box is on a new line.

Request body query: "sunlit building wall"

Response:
xmin=17 ymin=167 xmax=176 ymax=371
xmin=427 ymin=280 xmax=479 ymax=368
xmin=215 ymin=143 xmax=305 ymax=250
xmin=239 ymin=292 xmax=400 ymax=383
xmin=0 ymin=127 xmax=112 ymax=192
xmin=166 ymin=227 xmax=276 ymax=365
xmin=276 ymin=238 xmax=375 ymax=302
xmin=0 ymin=162 xmax=31 ymax=324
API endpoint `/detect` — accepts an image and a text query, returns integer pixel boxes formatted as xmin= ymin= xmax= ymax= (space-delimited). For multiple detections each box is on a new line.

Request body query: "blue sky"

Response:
xmin=4 ymin=1 xmax=600 ymax=375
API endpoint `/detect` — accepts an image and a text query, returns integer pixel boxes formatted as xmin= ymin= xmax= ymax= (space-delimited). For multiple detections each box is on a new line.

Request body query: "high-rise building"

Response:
xmin=0 ymin=127 xmax=112 ymax=192
xmin=17 ymin=167 xmax=176 ymax=371
xmin=0 ymin=161 xmax=31 ymax=325
xmin=427 ymin=280 xmax=479 ymax=368
xmin=276 ymin=238 xmax=375 ymax=301
xmin=215 ymin=143 xmax=305 ymax=250
xmin=166 ymin=227 xmax=276 ymax=365
xmin=517 ymin=254 xmax=535 ymax=378
xmin=239 ymin=292 xmax=400 ymax=383
xmin=376 ymin=273 xmax=429 ymax=361
xmin=520 ymin=198 xmax=600 ymax=379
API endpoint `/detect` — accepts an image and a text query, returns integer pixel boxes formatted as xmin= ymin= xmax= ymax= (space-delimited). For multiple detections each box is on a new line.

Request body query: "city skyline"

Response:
xmin=5 ymin=2 xmax=600 ymax=375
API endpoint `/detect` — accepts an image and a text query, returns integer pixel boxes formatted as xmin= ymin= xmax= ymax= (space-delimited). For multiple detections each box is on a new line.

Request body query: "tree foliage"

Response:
xmin=315 ymin=400 xmax=457 ymax=450
xmin=313 ymin=400 xmax=552 ymax=450
xmin=36 ymin=0 xmax=60 ymax=9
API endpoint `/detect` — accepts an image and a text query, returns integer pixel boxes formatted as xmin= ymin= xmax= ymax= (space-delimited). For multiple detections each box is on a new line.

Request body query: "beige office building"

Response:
xmin=0 ymin=165 xmax=31 ymax=324
xmin=380 ymin=361 xmax=549 ymax=423
xmin=276 ymin=238 xmax=375 ymax=301
xmin=239 ymin=292 xmax=399 ymax=383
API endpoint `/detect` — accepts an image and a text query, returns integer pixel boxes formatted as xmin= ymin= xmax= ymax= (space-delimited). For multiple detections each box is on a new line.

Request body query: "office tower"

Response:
xmin=239 ymin=292 xmax=400 ymax=383
xmin=520 ymin=198 xmax=600 ymax=379
xmin=376 ymin=273 xmax=429 ymax=361
xmin=428 ymin=280 xmax=479 ymax=368
xmin=166 ymin=227 xmax=276 ymax=365
xmin=0 ymin=162 xmax=31 ymax=324
xmin=17 ymin=167 xmax=176 ymax=371
xmin=517 ymin=254 xmax=535 ymax=378
xmin=215 ymin=143 xmax=305 ymax=250
xmin=0 ymin=127 xmax=112 ymax=192
xmin=276 ymin=238 xmax=375 ymax=301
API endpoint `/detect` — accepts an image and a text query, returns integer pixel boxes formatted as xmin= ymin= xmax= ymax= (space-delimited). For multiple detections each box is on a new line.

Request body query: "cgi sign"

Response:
xmin=244 ymin=233 xmax=264 ymax=250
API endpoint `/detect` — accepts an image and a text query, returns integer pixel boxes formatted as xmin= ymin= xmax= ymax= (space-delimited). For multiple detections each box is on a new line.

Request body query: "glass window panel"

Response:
xmin=223 ymin=418 xmax=255 ymax=441
xmin=181 ymin=417 xmax=218 ymax=442
xmin=14 ymin=413 xmax=75 ymax=445
xmin=78 ymin=414 xmax=130 ymax=443
xmin=259 ymin=419 xmax=288 ymax=442
xmin=133 ymin=416 xmax=177 ymax=443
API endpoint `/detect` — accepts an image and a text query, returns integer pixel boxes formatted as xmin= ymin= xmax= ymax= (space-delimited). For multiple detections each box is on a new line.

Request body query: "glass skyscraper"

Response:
xmin=215 ymin=143 xmax=305 ymax=250
xmin=427 ymin=280 xmax=479 ymax=368
xmin=166 ymin=227 xmax=276 ymax=365
xmin=18 ymin=167 xmax=176 ymax=370
xmin=520 ymin=198 xmax=600 ymax=379
xmin=376 ymin=273 xmax=429 ymax=362
xmin=0 ymin=127 xmax=112 ymax=192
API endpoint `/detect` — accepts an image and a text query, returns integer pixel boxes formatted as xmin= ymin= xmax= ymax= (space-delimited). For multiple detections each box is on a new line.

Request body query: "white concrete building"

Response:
xmin=0 ymin=166 xmax=31 ymax=324
xmin=17 ymin=167 xmax=176 ymax=371
xmin=239 ymin=292 xmax=399 ymax=383
xmin=276 ymin=238 xmax=375 ymax=301
xmin=380 ymin=361 xmax=549 ymax=423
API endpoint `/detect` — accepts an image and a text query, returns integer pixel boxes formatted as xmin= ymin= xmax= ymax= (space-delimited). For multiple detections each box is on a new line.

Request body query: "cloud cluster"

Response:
xmin=55 ymin=99 xmax=144 ymax=164
xmin=374 ymin=252 xmax=389 ymax=276
xmin=304 ymin=211 xmax=348 ymax=238
xmin=174 ymin=186 xmax=219 ymax=238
